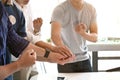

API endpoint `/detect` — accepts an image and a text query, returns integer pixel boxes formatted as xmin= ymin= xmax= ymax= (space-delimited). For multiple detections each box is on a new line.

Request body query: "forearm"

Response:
xmin=82 ymin=32 xmax=98 ymax=42
xmin=0 ymin=61 xmax=20 ymax=80
xmin=25 ymin=43 xmax=45 ymax=57
xmin=51 ymin=34 xmax=64 ymax=46
xmin=36 ymin=56 xmax=48 ymax=62
xmin=23 ymin=43 xmax=55 ymax=62
xmin=35 ymin=41 xmax=54 ymax=51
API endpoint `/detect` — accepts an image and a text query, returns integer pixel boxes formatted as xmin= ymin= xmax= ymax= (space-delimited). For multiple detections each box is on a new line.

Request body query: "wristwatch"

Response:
xmin=44 ymin=49 xmax=50 ymax=58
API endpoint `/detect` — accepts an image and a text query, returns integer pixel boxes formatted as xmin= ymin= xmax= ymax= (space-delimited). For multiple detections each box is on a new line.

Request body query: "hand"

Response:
xmin=33 ymin=17 xmax=43 ymax=33
xmin=75 ymin=23 xmax=87 ymax=36
xmin=52 ymin=46 xmax=75 ymax=58
xmin=17 ymin=49 xmax=36 ymax=68
xmin=47 ymin=51 xmax=75 ymax=65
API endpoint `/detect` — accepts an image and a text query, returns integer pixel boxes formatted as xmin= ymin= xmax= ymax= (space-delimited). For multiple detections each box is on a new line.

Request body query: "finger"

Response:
xmin=59 ymin=51 xmax=68 ymax=57
xmin=63 ymin=47 xmax=73 ymax=57
xmin=30 ymin=50 xmax=37 ymax=59
xmin=31 ymin=52 xmax=37 ymax=60
xmin=57 ymin=47 xmax=69 ymax=57
xmin=37 ymin=18 xmax=42 ymax=23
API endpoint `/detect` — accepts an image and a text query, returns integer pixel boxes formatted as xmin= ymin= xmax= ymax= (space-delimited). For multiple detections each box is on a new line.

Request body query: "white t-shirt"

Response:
xmin=51 ymin=0 xmax=96 ymax=62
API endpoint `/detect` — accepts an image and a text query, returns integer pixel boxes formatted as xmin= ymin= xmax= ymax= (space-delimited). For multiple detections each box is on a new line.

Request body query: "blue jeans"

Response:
xmin=58 ymin=59 xmax=92 ymax=73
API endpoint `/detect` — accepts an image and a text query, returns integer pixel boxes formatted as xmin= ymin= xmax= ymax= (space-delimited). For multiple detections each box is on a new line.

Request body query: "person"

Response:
xmin=14 ymin=0 xmax=65 ymax=52
xmin=0 ymin=49 xmax=36 ymax=80
xmin=2 ymin=0 xmax=28 ymax=79
xmin=14 ymin=0 xmax=75 ymax=79
xmin=51 ymin=0 xmax=98 ymax=73
xmin=0 ymin=1 xmax=75 ymax=80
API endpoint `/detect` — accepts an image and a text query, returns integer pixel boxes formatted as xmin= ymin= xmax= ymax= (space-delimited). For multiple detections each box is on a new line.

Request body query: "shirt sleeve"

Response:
xmin=90 ymin=6 xmax=97 ymax=24
xmin=7 ymin=20 xmax=29 ymax=58
xmin=51 ymin=5 xmax=64 ymax=24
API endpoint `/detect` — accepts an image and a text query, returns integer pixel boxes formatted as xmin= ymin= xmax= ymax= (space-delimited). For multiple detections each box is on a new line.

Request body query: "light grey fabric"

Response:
xmin=51 ymin=0 xmax=96 ymax=62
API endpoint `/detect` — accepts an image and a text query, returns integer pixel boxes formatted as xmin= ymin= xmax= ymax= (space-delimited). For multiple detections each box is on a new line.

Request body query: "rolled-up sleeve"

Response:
xmin=7 ymin=20 xmax=30 ymax=57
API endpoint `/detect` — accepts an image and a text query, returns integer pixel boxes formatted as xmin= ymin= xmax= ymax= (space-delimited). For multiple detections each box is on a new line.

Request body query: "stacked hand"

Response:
xmin=47 ymin=45 xmax=75 ymax=65
xmin=17 ymin=49 xmax=36 ymax=69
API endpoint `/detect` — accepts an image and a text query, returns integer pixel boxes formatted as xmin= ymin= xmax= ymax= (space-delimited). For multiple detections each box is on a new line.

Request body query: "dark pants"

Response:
xmin=58 ymin=59 xmax=92 ymax=73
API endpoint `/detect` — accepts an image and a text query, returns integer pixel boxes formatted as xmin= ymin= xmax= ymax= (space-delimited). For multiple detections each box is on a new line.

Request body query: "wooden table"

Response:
xmin=30 ymin=72 xmax=120 ymax=80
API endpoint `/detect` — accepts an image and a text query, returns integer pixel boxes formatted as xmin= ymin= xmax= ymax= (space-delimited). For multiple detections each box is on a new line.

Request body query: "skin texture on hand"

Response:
xmin=33 ymin=17 xmax=43 ymax=33
xmin=17 ymin=49 xmax=36 ymax=68
xmin=34 ymin=41 xmax=75 ymax=65
xmin=48 ymin=45 xmax=76 ymax=64
xmin=51 ymin=46 xmax=74 ymax=58
xmin=75 ymin=23 xmax=87 ymax=36
xmin=47 ymin=51 xmax=75 ymax=65
xmin=0 ymin=49 xmax=36 ymax=80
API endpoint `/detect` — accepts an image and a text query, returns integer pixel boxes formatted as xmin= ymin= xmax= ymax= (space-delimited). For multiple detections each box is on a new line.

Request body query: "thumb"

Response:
xmin=29 ymin=49 xmax=37 ymax=60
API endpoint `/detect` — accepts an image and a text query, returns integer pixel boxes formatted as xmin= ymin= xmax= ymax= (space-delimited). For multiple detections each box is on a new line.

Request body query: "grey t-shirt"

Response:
xmin=51 ymin=0 xmax=96 ymax=62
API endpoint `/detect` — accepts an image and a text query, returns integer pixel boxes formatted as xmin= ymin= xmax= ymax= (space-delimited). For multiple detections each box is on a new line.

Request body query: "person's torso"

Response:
xmin=52 ymin=0 xmax=96 ymax=62
xmin=4 ymin=4 xmax=26 ymax=37
xmin=0 ymin=2 xmax=8 ymax=64
xmin=60 ymin=1 xmax=94 ymax=52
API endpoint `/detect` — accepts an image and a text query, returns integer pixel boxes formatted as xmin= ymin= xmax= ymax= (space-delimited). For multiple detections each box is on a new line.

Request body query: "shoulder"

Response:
xmin=13 ymin=4 xmax=23 ymax=13
xmin=53 ymin=1 xmax=69 ymax=13
xmin=84 ymin=1 xmax=96 ymax=12
xmin=0 ymin=2 xmax=9 ymax=20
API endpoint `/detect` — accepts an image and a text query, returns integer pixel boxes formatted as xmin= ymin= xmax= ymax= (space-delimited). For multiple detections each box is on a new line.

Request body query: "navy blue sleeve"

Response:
xmin=15 ymin=5 xmax=27 ymax=37
xmin=0 ymin=1 xmax=29 ymax=58
xmin=7 ymin=20 xmax=29 ymax=57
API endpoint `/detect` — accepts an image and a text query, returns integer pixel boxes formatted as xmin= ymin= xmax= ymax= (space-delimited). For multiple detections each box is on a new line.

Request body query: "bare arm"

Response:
xmin=0 ymin=49 xmax=36 ymax=80
xmin=0 ymin=61 xmax=19 ymax=80
xmin=51 ymin=21 xmax=64 ymax=46
xmin=35 ymin=41 xmax=55 ymax=52
xmin=25 ymin=43 xmax=74 ymax=65
xmin=75 ymin=22 xmax=98 ymax=42
xmin=0 ymin=42 xmax=74 ymax=79
xmin=35 ymin=40 xmax=76 ymax=60
xmin=51 ymin=21 xmax=75 ymax=58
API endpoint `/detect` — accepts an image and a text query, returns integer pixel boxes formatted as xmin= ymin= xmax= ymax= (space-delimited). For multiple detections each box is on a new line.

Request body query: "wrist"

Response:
xmin=34 ymin=29 xmax=39 ymax=33
xmin=44 ymin=49 xmax=50 ymax=58
xmin=33 ymin=31 xmax=40 ymax=36
xmin=15 ymin=61 xmax=22 ymax=71
xmin=50 ymin=46 xmax=55 ymax=52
